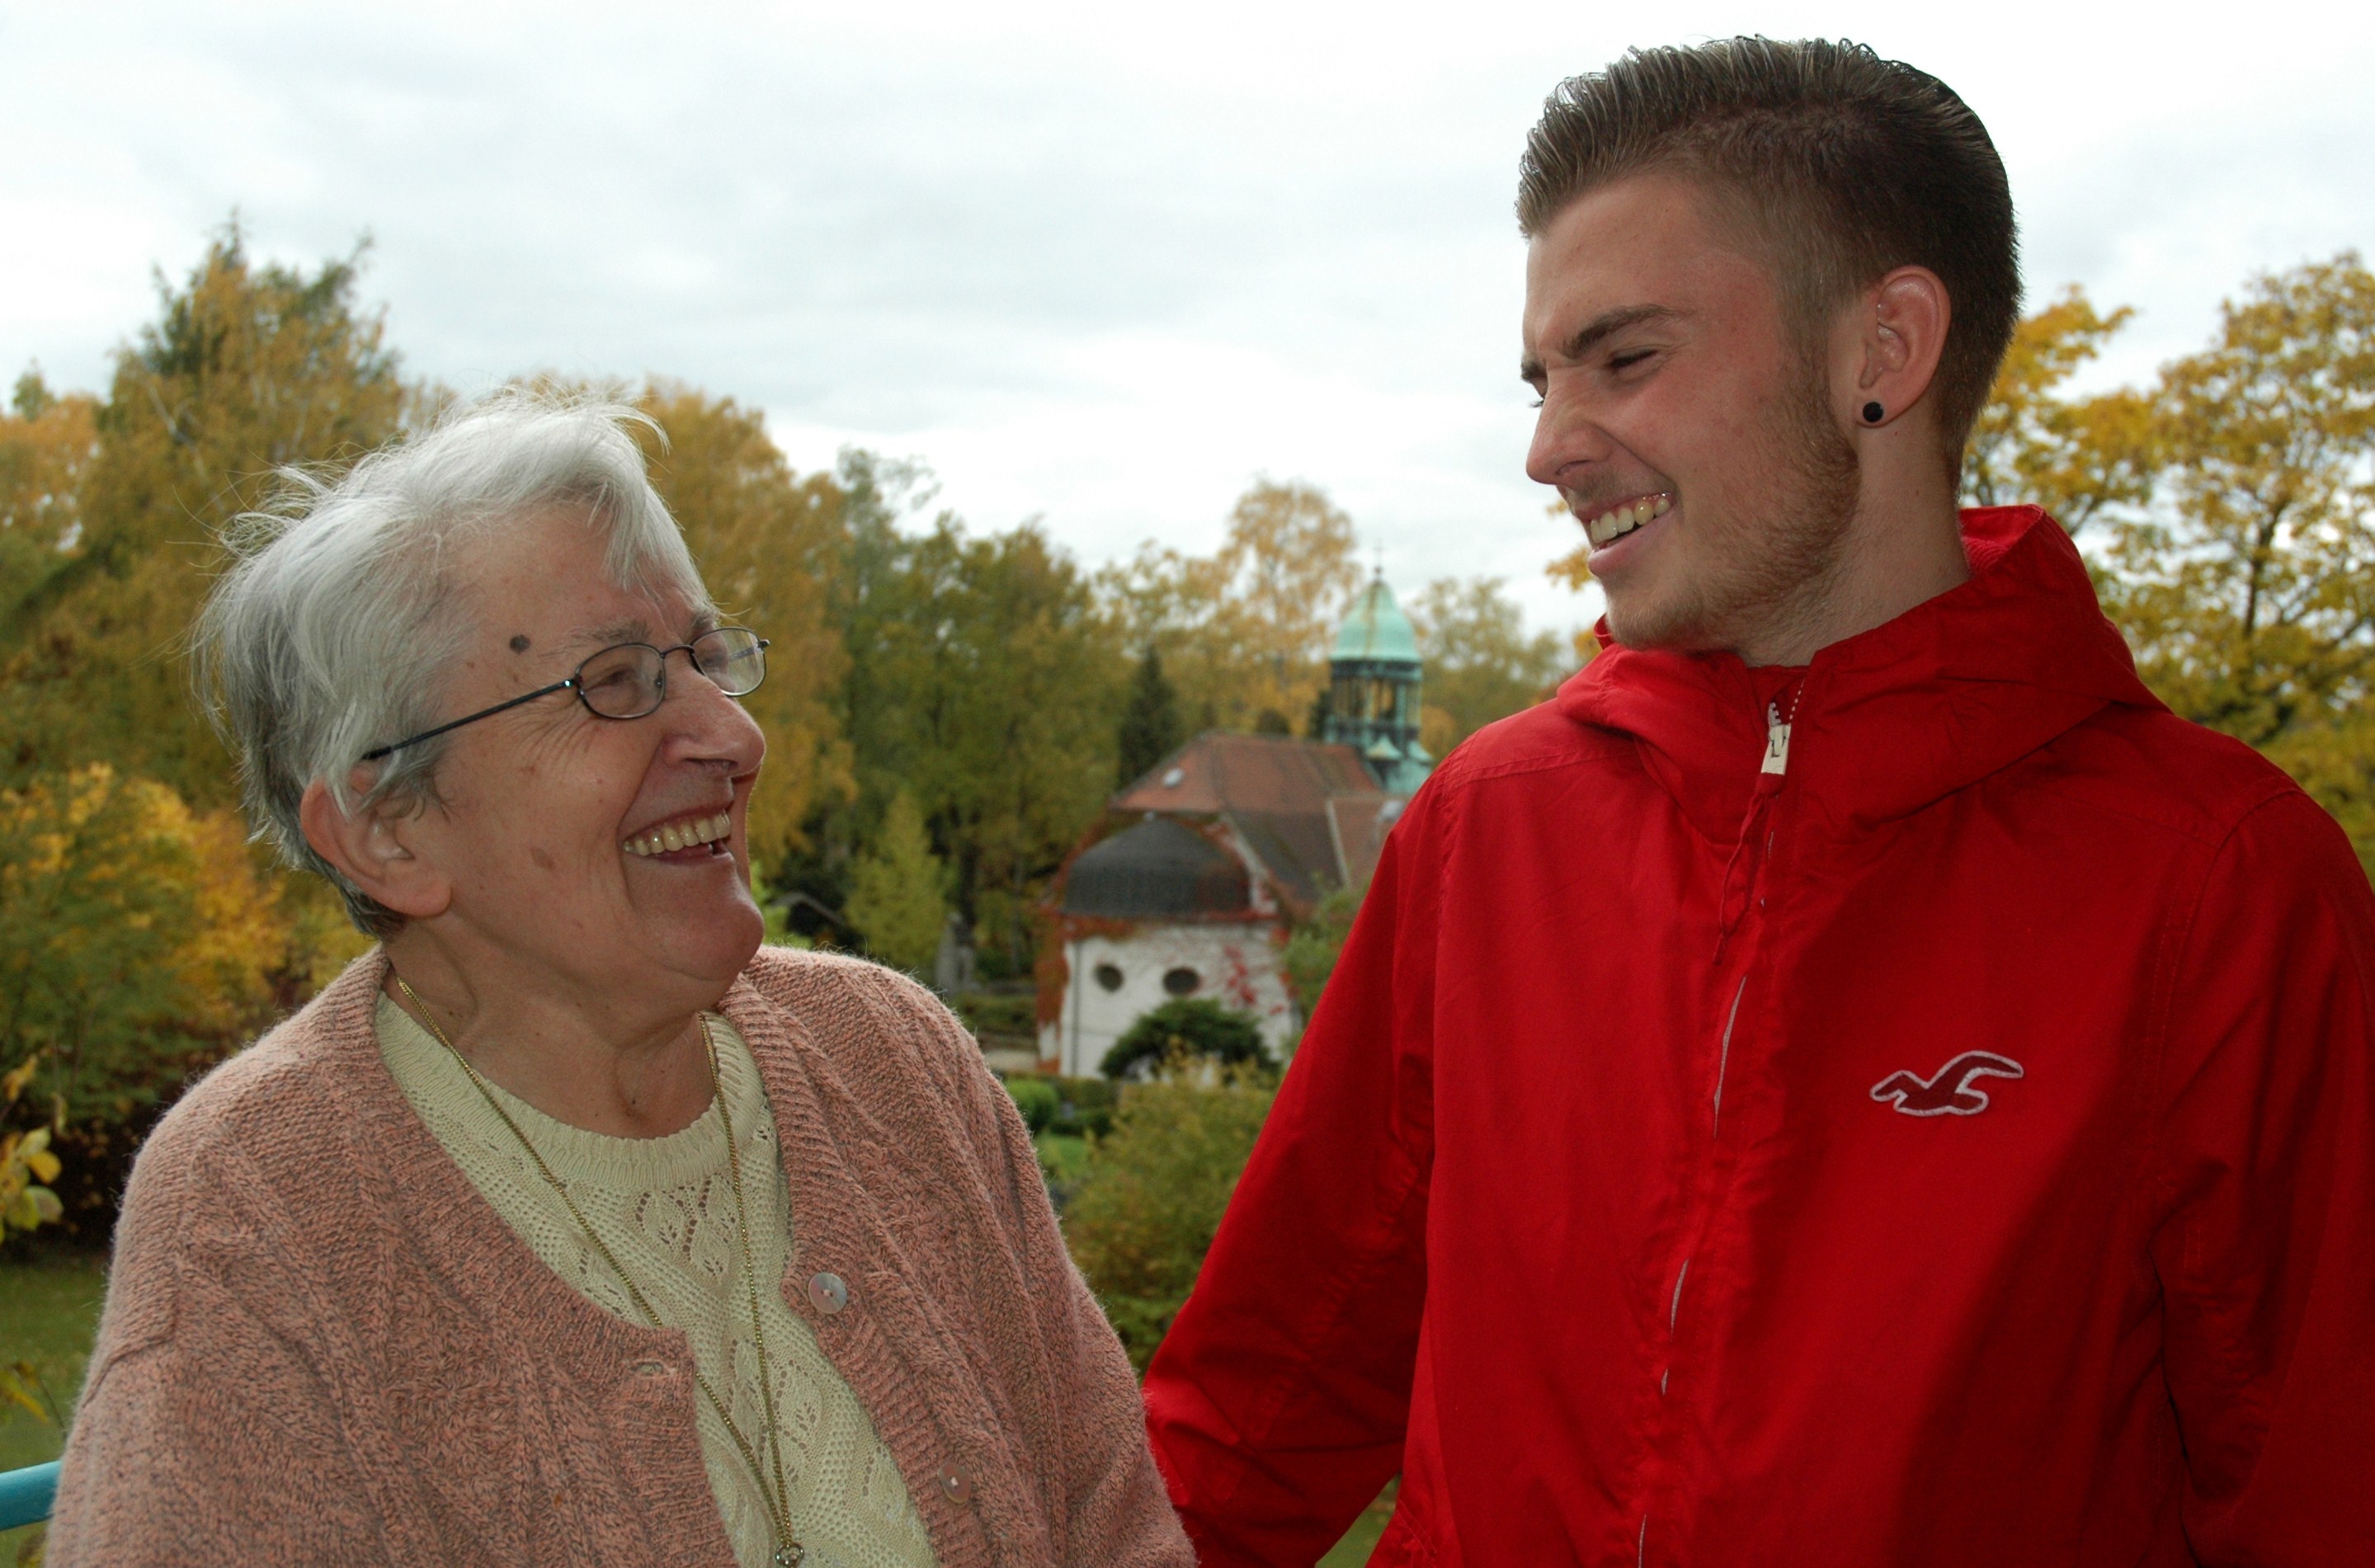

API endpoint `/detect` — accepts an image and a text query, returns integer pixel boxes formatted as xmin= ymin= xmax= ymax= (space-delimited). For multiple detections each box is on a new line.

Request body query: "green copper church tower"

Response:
xmin=1324 ymin=574 xmax=1432 ymax=796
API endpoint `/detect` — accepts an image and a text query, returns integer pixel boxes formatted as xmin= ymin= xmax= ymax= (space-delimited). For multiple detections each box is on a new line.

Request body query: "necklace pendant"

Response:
xmin=772 ymin=1545 xmax=805 ymax=1566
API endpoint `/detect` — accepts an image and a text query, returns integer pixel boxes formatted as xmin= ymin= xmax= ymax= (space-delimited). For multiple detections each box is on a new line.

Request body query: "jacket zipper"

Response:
xmin=1651 ymin=691 xmax=1799 ymax=1566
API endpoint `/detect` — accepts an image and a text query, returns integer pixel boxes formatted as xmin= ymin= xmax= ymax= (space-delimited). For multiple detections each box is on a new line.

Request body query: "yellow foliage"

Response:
xmin=1 ymin=1057 xmax=65 ymax=1239
xmin=0 ymin=765 xmax=332 ymax=1126
xmin=1963 ymin=285 xmax=2157 ymax=532
xmin=1101 ymin=478 xmax=1361 ymax=734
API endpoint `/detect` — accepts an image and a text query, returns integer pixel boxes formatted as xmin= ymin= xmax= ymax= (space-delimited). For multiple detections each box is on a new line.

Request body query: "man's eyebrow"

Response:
xmin=1523 ymin=304 xmax=1686 ymax=382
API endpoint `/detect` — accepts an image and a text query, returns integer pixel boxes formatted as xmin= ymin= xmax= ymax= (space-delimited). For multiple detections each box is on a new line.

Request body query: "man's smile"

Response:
xmin=1583 ymin=489 xmax=1674 ymax=549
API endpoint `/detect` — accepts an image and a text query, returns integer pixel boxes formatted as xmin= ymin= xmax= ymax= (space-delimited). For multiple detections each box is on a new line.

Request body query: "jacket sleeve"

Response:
xmin=1143 ymin=785 xmax=1444 ymax=1567
xmin=2152 ymin=790 xmax=2375 ymax=1564
xmin=45 ymin=1145 xmax=391 ymax=1566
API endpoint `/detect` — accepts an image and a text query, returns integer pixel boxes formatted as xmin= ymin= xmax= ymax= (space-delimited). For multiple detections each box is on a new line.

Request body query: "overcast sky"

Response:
xmin=5 ymin=1 xmax=2372 ymax=637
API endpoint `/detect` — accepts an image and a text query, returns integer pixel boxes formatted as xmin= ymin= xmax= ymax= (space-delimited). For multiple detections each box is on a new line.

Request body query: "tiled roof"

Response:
xmin=1105 ymin=731 xmax=1392 ymax=920
xmin=1113 ymin=731 xmax=1378 ymax=817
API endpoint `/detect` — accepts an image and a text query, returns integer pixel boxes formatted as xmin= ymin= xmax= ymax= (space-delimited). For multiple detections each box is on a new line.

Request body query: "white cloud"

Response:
xmin=4 ymin=0 xmax=2371 ymax=638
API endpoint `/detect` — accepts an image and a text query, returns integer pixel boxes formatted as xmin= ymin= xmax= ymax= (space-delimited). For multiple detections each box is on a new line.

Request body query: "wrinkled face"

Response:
xmin=1523 ymin=173 xmax=1860 ymax=654
xmin=403 ymin=507 xmax=766 ymax=998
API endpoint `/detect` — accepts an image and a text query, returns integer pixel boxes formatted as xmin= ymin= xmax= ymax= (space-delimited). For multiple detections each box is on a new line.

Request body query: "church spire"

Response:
xmin=1323 ymin=575 xmax=1431 ymax=795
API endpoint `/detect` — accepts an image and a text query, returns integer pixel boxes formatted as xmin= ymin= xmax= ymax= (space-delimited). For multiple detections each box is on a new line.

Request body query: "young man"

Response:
xmin=1143 ymin=38 xmax=2375 ymax=1568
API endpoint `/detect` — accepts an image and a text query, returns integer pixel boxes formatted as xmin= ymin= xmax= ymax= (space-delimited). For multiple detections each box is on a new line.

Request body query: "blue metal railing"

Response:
xmin=0 ymin=1460 xmax=59 ymax=1530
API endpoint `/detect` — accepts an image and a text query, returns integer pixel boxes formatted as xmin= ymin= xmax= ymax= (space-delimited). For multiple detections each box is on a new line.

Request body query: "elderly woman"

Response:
xmin=46 ymin=393 xmax=1190 ymax=1568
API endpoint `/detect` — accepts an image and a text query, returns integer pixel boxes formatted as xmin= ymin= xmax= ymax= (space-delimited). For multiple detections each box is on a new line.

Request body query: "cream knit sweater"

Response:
xmin=377 ymin=997 xmax=935 ymax=1568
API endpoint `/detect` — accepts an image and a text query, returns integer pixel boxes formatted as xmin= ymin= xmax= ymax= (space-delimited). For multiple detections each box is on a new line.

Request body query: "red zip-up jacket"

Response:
xmin=1143 ymin=506 xmax=2375 ymax=1566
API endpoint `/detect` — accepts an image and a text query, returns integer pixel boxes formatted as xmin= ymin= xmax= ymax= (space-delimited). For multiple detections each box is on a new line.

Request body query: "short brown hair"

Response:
xmin=1519 ymin=37 xmax=2020 ymax=473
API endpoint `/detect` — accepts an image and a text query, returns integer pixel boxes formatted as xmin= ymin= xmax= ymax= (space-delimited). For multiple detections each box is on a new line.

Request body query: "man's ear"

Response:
xmin=299 ymin=775 xmax=452 ymax=921
xmin=1843 ymin=265 xmax=1951 ymax=430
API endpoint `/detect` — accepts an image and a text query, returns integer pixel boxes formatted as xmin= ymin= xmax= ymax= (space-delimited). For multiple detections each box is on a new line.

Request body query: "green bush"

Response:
xmin=954 ymin=990 xmax=1037 ymax=1042
xmin=1048 ymin=1075 xmax=1117 ymax=1138
xmin=1002 ymin=1074 xmax=1059 ymax=1135
xmin=1099 ymin=997 xmax=1274 ymax=1081
xmin=1063 ymin=1064 xmax=1276 ymax=1371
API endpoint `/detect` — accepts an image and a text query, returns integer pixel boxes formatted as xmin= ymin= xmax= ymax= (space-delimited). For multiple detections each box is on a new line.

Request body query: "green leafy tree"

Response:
xmin=1063 ymin=1067 xmax=1276 ymax=1369
xmin=1115 ymin=645 xmax=1185 ymax=787
xmin=2101 ymin=255 xmax=2375 ymax=866
xmin=844 ymin=789 xmax=947 ymax=975
xmin=1100 ymin=996 xmax=1273 ymax=1080
xmin=889 ymin=518 xmax=1124 ymax=968
xmin=1407 ymin=576 xmax=1570 ymax=754
xmin=0 ymin=224 xmax=406 ymax=804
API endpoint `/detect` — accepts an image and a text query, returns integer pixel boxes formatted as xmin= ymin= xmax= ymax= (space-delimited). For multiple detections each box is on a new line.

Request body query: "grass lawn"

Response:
xmin=1 ymin=1250 xmax=106 ymax=1561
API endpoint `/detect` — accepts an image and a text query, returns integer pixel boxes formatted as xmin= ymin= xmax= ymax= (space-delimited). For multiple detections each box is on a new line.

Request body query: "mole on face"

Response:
xmin=508 ymin=634 xmax=531 ymax=654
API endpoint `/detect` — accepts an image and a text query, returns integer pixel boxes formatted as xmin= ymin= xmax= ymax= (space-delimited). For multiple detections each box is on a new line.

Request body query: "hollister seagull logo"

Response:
xmin=1870 ymin=1052 xmax=2025 ymax=1117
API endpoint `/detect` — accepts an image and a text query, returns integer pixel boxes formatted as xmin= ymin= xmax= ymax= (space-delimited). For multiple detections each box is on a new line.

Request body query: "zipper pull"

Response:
xmin=1760 ymin=700 xmax=1793 ymax=777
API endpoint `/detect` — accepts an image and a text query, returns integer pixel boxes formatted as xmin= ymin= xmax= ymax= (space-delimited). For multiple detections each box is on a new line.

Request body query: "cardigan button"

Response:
xmin=633 ymin=1360 xmax=669 ymax=1377
xmin=808 ymin=1271 xmax=850 ymax=1314
xmin=941 ymin=1467 xmax=972 ymax=1502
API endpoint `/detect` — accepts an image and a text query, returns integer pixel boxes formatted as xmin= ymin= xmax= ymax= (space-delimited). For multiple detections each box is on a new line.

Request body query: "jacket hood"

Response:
xmin=1555 ymin=506 xmax=2162 ymax=844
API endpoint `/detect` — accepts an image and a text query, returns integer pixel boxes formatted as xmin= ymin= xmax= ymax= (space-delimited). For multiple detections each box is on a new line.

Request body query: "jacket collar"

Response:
xmin=1554 ymin=506 xmax=2162 ymax=844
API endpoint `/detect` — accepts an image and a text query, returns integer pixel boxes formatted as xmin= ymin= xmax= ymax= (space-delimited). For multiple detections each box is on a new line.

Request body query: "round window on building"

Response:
xmin=1093 ymin=963 xmax=1124 ymax=992
xmin=1162 ymin=967 xmax=1201 ymax=996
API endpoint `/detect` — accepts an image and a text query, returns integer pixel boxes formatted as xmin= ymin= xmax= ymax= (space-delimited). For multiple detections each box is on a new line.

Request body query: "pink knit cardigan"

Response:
xmin=47 ymin=949 xmax=1191 ymax=1568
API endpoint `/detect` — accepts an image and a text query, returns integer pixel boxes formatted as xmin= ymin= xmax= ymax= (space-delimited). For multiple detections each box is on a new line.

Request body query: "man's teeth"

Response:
xmin=1587 ymin=492 xmax=1673 ymax=547
xmin=623 ymin=812 xmax=733 ymax=857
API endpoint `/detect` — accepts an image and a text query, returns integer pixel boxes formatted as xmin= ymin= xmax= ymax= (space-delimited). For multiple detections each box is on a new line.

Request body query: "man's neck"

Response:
xmin=1736 ymin=492 xmax=1971 ymax=668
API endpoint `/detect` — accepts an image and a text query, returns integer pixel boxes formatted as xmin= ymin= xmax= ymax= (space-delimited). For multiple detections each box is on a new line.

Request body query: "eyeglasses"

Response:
xmin=360 ymin=626 xmax=770 ymax=761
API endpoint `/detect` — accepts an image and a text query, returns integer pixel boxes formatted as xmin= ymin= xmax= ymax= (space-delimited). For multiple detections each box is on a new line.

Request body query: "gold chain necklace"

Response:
xmin=394 ymin=977 xmax=805 ymax=1567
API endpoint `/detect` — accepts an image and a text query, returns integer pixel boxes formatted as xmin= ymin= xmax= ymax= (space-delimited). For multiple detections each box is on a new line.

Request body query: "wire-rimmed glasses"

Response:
xmin=360 ymin=626 xmax=770 ymax=761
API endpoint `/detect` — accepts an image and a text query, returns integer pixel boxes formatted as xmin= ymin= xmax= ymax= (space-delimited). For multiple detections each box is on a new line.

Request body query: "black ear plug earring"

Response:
xmin=1862 ymin=401 xmax=1885 ymax=425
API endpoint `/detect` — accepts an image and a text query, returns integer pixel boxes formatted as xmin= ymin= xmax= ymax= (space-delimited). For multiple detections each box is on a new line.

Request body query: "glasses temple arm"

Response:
xmin=357 ymin=679 xmax=577 ymax=761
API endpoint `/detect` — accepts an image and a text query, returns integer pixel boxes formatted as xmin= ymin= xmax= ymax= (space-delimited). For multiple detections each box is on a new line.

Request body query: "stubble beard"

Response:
xmin=1606 ymin=351 xmax=1863 ymax=658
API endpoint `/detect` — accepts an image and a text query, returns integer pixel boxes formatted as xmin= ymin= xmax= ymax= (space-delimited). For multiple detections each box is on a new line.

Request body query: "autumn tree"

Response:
xmin=1407 ymin=575 xmax=1570 ymax=754
xmin=0 ymin=370 xmax=101 ymax=632
xmin=2101 ymin=255 xmax=2375 ymax=860
xmin=0 ymin=226 xmax=407 ymax=803
xmin=1961 ymin=285 xmax=2159 ymax=533
xmin=0 ymin=765 xmax=320 ymax=1129
xmin=1102 ymin=478 xmax=1362 ymax=733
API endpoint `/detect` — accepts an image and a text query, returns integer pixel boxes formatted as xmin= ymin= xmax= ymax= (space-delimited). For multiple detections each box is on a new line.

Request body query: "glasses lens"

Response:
xmin=694 ymin=628 xmax=767 ymax=697
xmin=577 ymin=644 xmax=666 ymax=718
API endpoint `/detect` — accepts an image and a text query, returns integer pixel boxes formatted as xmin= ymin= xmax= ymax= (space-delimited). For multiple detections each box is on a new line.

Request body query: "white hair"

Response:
xmin=196 ymin=388 xmax=709 ymax=935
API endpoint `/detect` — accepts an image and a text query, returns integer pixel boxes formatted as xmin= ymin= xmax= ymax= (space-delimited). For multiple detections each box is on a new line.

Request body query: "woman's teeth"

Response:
xmin=1587 ymin=492 xmax=1673 ymax=547
xmin=623 ymin=812 xmax=733 ymax=857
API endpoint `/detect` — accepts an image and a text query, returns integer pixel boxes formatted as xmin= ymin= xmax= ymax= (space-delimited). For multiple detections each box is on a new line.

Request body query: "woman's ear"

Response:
xmin=1844 ymin=265 xmax=1950 ymax=430
xmin=299 ymin=775 xmax=452 ymax=921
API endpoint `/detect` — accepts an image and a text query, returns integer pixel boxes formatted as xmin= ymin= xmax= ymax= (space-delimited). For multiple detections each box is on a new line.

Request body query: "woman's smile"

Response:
xmin=622 ymin=807 xmax=736 ymax=859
